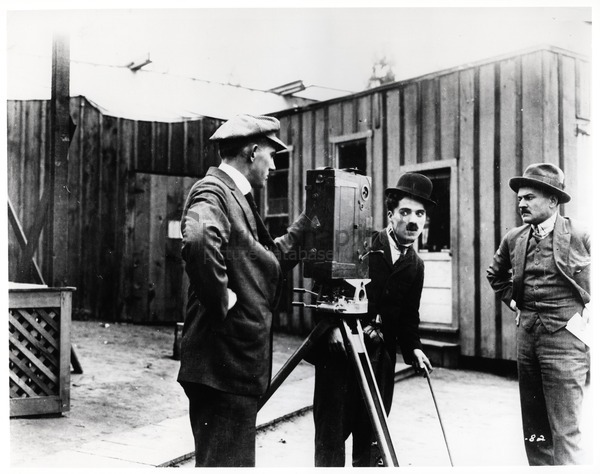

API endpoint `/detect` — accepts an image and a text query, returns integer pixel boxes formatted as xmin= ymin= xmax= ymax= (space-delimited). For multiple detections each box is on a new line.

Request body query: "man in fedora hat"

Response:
xmin=312 ymin=172 xmax=434 ymax=467
xmin=487 ymin=163 xmax=591 ymax=465
xmin=177 ymin=114 xmax=313 ymax=467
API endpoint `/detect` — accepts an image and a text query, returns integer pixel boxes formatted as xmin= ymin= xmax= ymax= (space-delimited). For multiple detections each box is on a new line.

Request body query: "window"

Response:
xmin=418 ymin=169 xmax=450 ymax=252
xmin=266 ymin=152 xmax=289 ymax=217
xmin=331 ymin=130 xmax=372 ymax=175
xmin=261 ymin=150 xmax=291 ymax=313
xmin=338 ymin=140 xmax=367 ymax=174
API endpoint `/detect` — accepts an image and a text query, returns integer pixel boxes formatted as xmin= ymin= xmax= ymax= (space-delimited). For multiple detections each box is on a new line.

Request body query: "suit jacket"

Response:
xmin=366 ymin=229 xmax=425 ymax=365
xmin=487 ymin=214 xmax=591 ymax=313
xmin=177 ymin=167 xmax=309 ymax=396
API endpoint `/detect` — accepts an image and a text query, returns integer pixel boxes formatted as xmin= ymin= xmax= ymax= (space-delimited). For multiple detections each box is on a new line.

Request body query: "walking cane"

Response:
xmin=424 ymin=368 xmax=454 ymax=466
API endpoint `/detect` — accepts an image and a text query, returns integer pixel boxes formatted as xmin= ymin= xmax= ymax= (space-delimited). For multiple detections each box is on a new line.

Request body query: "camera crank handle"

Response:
xmin=292 ymin=301 xmax=319 ymax=310
xmin=294 ymin=287 xmax=317 ymax=295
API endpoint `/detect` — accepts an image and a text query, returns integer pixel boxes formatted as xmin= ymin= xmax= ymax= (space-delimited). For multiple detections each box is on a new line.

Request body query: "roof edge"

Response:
xmin=272 ymin=44 xmax=590 ymax=116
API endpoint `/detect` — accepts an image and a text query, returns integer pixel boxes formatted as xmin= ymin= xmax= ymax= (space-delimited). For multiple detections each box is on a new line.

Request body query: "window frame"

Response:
xmin=330 ymin=130 xmax=373 ymax=176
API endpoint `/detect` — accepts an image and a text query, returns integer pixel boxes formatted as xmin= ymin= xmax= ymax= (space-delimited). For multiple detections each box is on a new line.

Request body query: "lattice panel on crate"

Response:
xmin=9 ymin=306 xmax=61 ymax=399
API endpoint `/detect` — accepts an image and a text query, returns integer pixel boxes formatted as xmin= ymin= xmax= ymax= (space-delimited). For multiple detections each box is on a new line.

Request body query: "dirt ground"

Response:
xmin=8 ymin=319 xmax=306 ymax=467
xmin=177 ymin=368 xmax=594 ymax=468
xmin=9 ymin=320 xmax=595 ymax=469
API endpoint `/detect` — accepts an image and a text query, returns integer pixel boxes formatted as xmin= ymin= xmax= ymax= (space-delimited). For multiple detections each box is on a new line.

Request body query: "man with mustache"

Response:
xmin=487 ymin=163 xmax=591 ymax=465
xmin=312 ymin=172 xmax=434 ymax=467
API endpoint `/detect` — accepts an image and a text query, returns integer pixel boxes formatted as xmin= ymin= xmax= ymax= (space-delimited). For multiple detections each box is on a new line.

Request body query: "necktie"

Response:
xmin=388 ymin=227 xmax=410 ymax=263
xmin=387 ymin=227 xmax=400 ymax=249
xmin=244 ymin=193 xmax=275 ymax=249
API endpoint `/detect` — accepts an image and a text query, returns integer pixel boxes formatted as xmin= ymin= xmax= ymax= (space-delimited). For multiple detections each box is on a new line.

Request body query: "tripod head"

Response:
xmin=293 ymin=278 xmax=369 ymax=314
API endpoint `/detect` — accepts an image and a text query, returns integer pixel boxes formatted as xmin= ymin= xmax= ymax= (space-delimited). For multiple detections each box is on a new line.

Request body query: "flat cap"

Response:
xmin=209 ymin=114 xmax=287 ymax=152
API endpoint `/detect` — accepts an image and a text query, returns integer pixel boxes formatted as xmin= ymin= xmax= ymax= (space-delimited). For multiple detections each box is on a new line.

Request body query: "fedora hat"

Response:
xmin=509 ymin=163 xmax=571 ymax=204
xmin=385 ymin=172 xmax=436 ymax=207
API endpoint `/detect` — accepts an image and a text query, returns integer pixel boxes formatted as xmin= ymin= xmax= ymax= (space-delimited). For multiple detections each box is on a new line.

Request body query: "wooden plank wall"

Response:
xmin=7 ymin=100 xmax=50 ymax=283
xmin=125 ymin=173 xmax=197 ymax=323
xmin=7 ymin=47 xmax=590 ymax=356
xmin=7 ymin=96 xmax=224 ymax=322
xmin=276 ymin=48 xmax=590 ymax=359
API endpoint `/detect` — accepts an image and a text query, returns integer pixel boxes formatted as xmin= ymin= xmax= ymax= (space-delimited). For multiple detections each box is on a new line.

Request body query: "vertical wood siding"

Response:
xmin=372 ymin=93 xmax=385 ymax=226
xmin=275 ymin=48 xmax=589 ymax=359
xmin=457 ymin=68 xmax=477 ymax=356
xmin=8 ymin=96 xmax=223 ymax=322
xmin=7 ymin=47 xmax=590 ymax=357
xmin=126 ymin=173 xmax=197 ymax=323
xmin=7 ymin=101 xmax=51 ymax=282
xmin=498 ymin=59 xmax=520 ymax=359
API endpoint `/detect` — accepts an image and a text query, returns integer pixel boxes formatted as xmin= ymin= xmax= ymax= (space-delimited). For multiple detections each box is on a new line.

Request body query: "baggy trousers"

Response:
xmin=313 ymin=339 xmax=393 ymax=467
xmin=517 ymin=317 xmax=589 ymax=465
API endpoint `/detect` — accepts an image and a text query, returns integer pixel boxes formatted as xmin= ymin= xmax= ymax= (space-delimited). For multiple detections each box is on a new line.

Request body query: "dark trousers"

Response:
xmin=517 ymin=318 xmax=589 ymax=465
xmin=313 ymin=340 xmax=393 ymax=467
xmin=181 ymin=382 xmax=259 ymax=467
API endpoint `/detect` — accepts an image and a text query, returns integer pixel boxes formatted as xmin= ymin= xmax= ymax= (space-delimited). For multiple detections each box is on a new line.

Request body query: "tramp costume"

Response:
xmin=312 ymin=173 xmax=434 ymax=466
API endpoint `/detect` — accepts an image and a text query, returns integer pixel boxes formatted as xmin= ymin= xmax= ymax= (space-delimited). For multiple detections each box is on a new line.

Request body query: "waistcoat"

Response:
xmin=520 ymin=231 xmax=583 ymax=332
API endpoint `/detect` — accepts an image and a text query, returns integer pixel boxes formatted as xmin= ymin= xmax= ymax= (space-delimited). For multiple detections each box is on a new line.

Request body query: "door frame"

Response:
xmin=399 ymin=158 xmax=459 ymax=333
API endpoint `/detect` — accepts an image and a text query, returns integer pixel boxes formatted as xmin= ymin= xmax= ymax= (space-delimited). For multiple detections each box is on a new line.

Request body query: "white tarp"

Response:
xmin=7 ymin=60 xmax=315 ymax=122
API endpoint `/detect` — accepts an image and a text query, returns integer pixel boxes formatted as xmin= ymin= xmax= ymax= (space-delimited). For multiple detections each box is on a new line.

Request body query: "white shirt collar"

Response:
xmin=219 ymin=162 xmax=252 ymax=195
xmin=533 ymin=212 xmax=558 ymax=238
xmin=386 ymin=224 xmax=411 ymax=263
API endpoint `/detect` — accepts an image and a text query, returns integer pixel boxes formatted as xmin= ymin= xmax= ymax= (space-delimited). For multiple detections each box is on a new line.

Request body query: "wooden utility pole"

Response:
xmin=47 ymin=33 xmax=71 ymax=287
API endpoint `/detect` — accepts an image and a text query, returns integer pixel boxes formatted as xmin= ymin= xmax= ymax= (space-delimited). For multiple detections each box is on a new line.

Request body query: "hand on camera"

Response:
xmin=363 ymin=324 xmax=383 ymax=344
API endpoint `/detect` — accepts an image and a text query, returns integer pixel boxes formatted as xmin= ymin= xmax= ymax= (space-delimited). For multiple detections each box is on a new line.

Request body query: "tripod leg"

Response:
xmin=259 ymin=317 xmax=334 ymax=410
xmin=340 ymin=319 xmax=399 ymax=467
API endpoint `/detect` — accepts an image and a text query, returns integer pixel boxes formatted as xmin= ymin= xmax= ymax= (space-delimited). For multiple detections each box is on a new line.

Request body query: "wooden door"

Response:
xmin=418 ymin=169 xmax=453 ymax=327
xmin=400 ymin=161 xmax=459 ymax=332
xmin=127 ymin=173 xmax=197 ymax=323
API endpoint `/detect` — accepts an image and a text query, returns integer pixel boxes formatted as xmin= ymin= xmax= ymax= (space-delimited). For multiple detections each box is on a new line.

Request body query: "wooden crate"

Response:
xmin=8 ymin=283 xmax=75 ymax=417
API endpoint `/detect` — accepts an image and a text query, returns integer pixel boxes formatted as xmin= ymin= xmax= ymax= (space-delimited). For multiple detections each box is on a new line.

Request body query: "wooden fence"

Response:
xmin=8 ymin=96 xmax=224 ymax=322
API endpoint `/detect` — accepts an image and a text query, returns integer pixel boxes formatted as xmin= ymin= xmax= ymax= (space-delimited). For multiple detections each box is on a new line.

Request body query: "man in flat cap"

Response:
xmin=487 ymin=163 xmax=591 ymax=465
xmin=177 ymin=114 xmax=312 ymax=467
xmin=312 ymin=172 xmax=434 ymax=467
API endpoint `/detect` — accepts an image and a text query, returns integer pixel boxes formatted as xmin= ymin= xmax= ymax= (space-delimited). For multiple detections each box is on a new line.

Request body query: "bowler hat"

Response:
xmin=385 ymin=173 xmax=436 ymax=206
xmin=209 ymin=114 xmax=287 ymax=152
xmin=509 ymin=163 xmax=571 ymax=203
